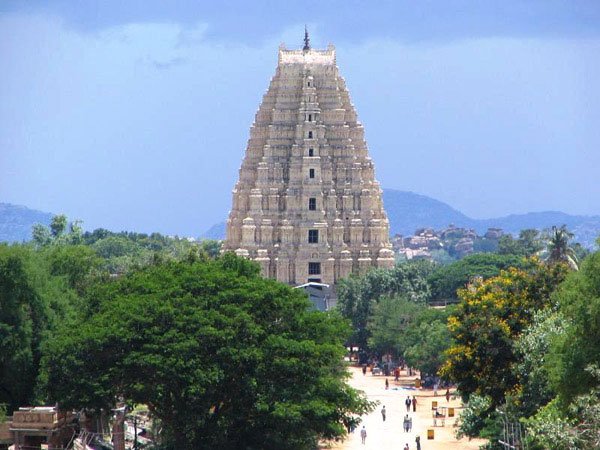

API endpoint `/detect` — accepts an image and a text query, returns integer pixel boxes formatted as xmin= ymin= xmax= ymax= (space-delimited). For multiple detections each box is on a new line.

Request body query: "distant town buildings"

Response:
xmin=392 ymin=225 xmax=505 ymax=261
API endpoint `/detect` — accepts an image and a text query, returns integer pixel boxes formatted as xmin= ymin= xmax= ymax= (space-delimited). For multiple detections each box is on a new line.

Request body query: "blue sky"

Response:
xmin=1 ymin=1 xmax=599 ymax=236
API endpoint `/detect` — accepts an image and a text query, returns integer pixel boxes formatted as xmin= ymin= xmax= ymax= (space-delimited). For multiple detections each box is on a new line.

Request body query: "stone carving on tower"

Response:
xmin=223 ymin=35 xmax=395 ymax=286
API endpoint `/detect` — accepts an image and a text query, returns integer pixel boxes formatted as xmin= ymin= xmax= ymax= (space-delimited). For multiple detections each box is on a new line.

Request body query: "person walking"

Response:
xmin=385 ymin=378 xmax=389 ymax=390
xmin=404 ymin=443 xmax=410 ymax=450
xmin=415 ymin=435 xmax=421 ymax=450
xmin=412 ymin=395 xmax=417 ymax=412
xmin=403 ymin=414 xmax=410 ymax=432
xmin=362 ymin=365 xmax=367 ymax=376
xmin=405 ymin=396 xmax=411 ymax=412
xmin=394 ymin=366 xmax=400 ymax=382
xmin=408 ymin=416 xmax=413 ymax=432
xmin=360 ymin=426 xmax=367 ymax=444
xmin=446 ymin=388 xmax=451 ymax=402
xmin=381 ymin=405 xmax=387 ymax=422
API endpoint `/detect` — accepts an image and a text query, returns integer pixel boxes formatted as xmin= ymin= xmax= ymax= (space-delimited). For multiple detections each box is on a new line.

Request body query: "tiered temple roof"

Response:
xmin=223 ymin=38 xmax=394 ymax=286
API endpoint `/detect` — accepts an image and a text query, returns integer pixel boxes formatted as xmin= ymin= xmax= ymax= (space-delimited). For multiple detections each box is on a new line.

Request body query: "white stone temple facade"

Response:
xmin=223 ymin=36 xmax=395 ymax=286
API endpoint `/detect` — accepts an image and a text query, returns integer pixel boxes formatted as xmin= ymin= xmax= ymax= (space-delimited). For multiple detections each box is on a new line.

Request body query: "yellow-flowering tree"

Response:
xmin=441 ymin=258 xmax=567 ymax=406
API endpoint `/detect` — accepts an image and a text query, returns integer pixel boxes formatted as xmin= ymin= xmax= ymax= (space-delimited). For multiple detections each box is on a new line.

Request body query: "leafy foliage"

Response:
xmin=403 ymin=308 xmax=452 ymax=376
xmin=455 ymin=394 xmax=493 ymax=439
xmin=547 ymin=251 xmax=600 ymax=404
xmin=497 ymin=229 xmax=543 ymax=257
xmin=542 ymin=225 xmax=579 ymax=270
xmin=366 ymin=296 xmax=421 ymax=356
xmin=41 ymin=255 xmax=372 ymax=449
xmin=366 ymin=296 xmax=452 ymax=375
xmin=0 ymin=244 xmax=80 ymax=412
xmin=441 ymin=259 xmax=567 ymax=406
xmin=513 ymin=309 xmax=565 ymax=416
xmin=336 ymin=261 xmax=434 ymax=349
xmin=427 ymin=253 xmax=526 ymax=301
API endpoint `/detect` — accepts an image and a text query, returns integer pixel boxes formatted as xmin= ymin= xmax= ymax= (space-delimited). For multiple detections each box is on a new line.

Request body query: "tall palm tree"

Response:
xmin=543 ymin=225 xmax=579 ymax=270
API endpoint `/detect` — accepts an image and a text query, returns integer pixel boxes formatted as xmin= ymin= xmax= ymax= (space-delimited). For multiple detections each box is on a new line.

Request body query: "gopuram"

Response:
xmin=224 ymin=31 xmax=395 ymax=286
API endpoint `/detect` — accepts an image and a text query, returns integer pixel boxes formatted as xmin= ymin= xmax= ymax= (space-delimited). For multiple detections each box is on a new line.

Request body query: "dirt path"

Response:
xmin=325 ymin=366 xmax=487 ymax=450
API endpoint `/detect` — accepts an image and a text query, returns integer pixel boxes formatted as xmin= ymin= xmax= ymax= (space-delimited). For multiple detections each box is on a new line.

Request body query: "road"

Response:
xmin=325 ymin=366 xmax=487 ymax=450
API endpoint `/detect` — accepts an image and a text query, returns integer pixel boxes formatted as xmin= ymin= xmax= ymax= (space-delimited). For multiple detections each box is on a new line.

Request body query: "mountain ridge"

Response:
xmin=1 ymin=193 xmax=598 ymax=248
xmin=202 ymin=190 xmax=600 ymax=248
xmin=0 ymin=203 xmax=53 ymax=243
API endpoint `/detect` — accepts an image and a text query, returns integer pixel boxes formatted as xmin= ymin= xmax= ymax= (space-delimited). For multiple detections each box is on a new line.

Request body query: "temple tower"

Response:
xmin=223 ymin=37 xmax=395 ymax=286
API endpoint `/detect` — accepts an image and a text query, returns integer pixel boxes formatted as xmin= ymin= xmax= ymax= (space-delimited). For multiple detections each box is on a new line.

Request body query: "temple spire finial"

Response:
xmin=303 ymin=26 xmax=310 ymax=51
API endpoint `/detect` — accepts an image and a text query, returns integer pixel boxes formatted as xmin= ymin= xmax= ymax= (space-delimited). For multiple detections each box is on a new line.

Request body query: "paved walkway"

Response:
xmin=325 ymin=366 xmax=487 ymax=450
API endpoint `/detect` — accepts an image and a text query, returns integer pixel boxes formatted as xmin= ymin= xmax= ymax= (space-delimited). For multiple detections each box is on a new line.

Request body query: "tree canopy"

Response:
xmin=0 ymin=244 xmax=80 ymax=411
xmin=366 ymin=296 xmax=452 ymax=376
xmin=41 ymin=254 xmax=372 ymax=450
xmin=427 ymin=253 xmax=527 ymax=301
xmin=441 ymin=259 xmax=568 ymax=406
xmin=547 ymin=250 xmax=600 ymax=404
xmin=336 ymin=261 xmax=433 ymax=349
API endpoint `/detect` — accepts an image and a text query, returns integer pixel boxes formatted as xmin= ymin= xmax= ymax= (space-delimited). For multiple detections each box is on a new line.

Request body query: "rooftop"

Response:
xmin=278 ymin=43 xmax=336 ymax=65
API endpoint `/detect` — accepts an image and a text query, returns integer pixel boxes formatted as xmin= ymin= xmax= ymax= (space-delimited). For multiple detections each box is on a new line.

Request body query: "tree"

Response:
xmin=403 ymin=307 xmax=453 ymax=377
xmin=546 ymin=250 xmax=600 ymax=404
xmin=199 ymin=239 xmax=222 ymax=259
xmin=0 ymin=245 xmax=78 ymax=412
xmin=514 ymin=309 xmax=565 ymax=417
xmin=49 ymin=214 xmax=67 ymax=239
xmin=366 ymin=296 xmax=452 ymax=376
xmin=45 ymin=245 xmax=103 ymax=294
xmin=32 ymin=215 xmax=84 ymax=247
xmin=337 ymin=261 xmax=433 ymax=349
xmin=0 ymin=246 xmax=44 ymax=411
xmin=31 ymin=223 xmax=52 ymax=247
xmin=427 ymin=253 xmax=526 ymax=302
xmin=366 ymin=296 xmax=421 ymax=356
xmin=526 ymin=372 xmax=600 ymax=450
xmin=543 ymin=225 xmax=578 ymax=270
xmin=498 ymin=229 xmax=543 ymax=257
xmin=41 ymin=255 xmax=373 ymax=449
xmin=441 ymin=259 xmax=567 ymax=406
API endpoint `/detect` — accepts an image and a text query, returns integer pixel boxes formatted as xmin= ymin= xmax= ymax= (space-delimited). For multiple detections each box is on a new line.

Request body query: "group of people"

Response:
xmin=370 ymin=396 xmax=420 ymax=449
xmin=359 ymin=367 xmax=451 ymax=449
xmin=402 ymin=395 xmax=416 ymax=434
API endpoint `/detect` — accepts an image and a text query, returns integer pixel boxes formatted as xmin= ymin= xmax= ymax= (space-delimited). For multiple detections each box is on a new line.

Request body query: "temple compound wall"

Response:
xmin=223 ymin=41 xmax=395 ymax=286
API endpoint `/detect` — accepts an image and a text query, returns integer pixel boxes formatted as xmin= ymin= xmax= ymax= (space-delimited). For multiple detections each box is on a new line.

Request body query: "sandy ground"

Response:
xmin=324 ymin=366 xmax=487 ymax=450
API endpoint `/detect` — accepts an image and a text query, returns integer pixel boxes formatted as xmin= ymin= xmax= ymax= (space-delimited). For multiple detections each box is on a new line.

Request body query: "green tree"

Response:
xmin=41 ymin=255 xmax=373 ymax=450
xmin=366 ymin=297 xmax=452 ymax=376
xmin=513 ymin=309 xmax=564 ymax=417
xmin=543 ymin=225 xmax=578 ymax=270
xmin=441 ymin=259 xmax=567 ymax=406
xmin=366 ymin=296 xmax=421 ymax=356
xmin=0 ymin=245 xmax=78 ymax=412
xmin=31 ymin=223 xmax=52 ymax=247
xmin=403 ymin=307 xmax=453 ymax=376
xmin=45 ymin=245 xmax=103 ymax=294
xmin=199 ymin=239 xmax=222 ymax=258
xmin=547 ymin=250 xmax=600 ymax=404
xmin=337 ymin=261 xmax=433 ymax=349
xmin=498 ymin=229 xmax=543 ymax=257
xmin=427 ymin=253 xmax=526 ymax=302
xmin=49 ymin=214 xmax=67 ymax=239
xmin=0 ymin=246 xmax=44 ymax=411
xmin=525 ymin=370 xmax=600 ymax=450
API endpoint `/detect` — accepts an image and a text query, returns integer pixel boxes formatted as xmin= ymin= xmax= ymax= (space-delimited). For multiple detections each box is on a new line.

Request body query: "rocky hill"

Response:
xmin=0 ymin=203 xmax=53 ymax=243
